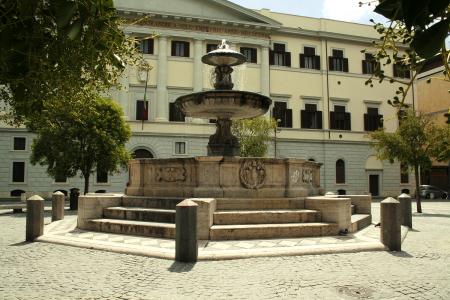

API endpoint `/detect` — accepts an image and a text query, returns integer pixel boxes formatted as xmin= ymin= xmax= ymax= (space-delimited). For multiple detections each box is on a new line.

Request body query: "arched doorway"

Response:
xmin=133 ymin=149 xmax=154 ymax=159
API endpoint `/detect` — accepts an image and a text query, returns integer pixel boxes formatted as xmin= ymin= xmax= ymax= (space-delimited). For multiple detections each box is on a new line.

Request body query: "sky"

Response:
xmin=227 ymin=0 xmax=388 ymax=25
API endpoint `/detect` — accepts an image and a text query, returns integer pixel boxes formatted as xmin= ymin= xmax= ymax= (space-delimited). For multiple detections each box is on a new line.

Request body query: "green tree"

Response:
xmin=232 ymin=117 xmax=276 ymax=157
xmin=360 ymin=0 xmax=449 ymax=109
xmin=30 ymin=94 xmax=131 ymax=194
xmin=370 ymin=109 xmax=447 ymax=212
xmin=0 ymin=0 xmax=136 ymax=124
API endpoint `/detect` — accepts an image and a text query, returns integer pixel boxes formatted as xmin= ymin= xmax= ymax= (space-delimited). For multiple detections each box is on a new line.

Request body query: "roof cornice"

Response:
xmin=213 ymin=0 xmax=282 ymax=27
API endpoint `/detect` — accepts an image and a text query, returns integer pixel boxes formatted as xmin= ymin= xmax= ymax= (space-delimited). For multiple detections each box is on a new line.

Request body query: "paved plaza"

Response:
xmin=1 ymin=201 xmax=450 ymax=299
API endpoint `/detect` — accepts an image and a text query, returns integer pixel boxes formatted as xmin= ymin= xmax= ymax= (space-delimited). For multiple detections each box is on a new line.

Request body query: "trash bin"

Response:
xmin=69 ymin=188 xmax=80 ymax=210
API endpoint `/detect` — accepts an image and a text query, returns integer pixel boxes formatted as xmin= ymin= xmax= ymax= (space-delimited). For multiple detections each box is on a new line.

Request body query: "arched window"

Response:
xmin=336 ymin=159 xmax=345 ymax=184
xmin=133 ymin=149 xmax=153 ymax=159
xmin=337 ymin=189 xmax=346 ymax=195
xmin=308 ymin=158 xmax=316 ymax=162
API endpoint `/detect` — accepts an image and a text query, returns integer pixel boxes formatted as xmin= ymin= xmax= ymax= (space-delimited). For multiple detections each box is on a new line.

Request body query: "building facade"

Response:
xmin=0 ymin=0 xmax=415 ymax=199
xmin=416 ymin=56 xmax=450 ymax=191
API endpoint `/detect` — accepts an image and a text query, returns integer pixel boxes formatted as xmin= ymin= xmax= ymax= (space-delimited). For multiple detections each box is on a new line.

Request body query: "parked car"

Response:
xmin=418 ymin=185 xmax=448 ymax=199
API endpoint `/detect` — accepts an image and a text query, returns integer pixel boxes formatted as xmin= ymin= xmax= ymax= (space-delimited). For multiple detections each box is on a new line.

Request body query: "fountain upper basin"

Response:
xmin=176 ymin=90 xmax=272 ymax=119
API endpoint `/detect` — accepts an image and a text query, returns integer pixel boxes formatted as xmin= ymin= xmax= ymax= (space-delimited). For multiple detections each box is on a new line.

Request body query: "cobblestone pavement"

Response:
xmin=1 ymin=201 xmax=450 ymax=299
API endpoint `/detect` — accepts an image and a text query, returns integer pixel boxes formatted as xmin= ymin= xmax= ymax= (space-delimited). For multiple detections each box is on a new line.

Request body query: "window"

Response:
xmin=10 ymin=189 xmax=25 ymax=197
xmin=301 ymin=104 xmax=323 ymax=129
xmin=169 ymin=102 xmax=186 ymax=122
xmin=137 ymin=38 xmax=154 ymax=54
xmin=136 ymin=100 xmax=149 ymax=121
xmin=330 ymin=105 xmax=351 ymax=130
xmin=206 ymin=43 xmax=218 ymax=53
xmin=300 ymin=47 xmax=320 ymax=70
xmin=364 ymin=107 xmax=383 ymax=131
xmin=240 ymin=47 xmax=257 ymax=63
xmin=400 ymin=163 xmax=409 ymax=184
xmin=133 ymin=149 xmax=153 ymax=159
xmin=272 ymin=101 xmax=292 ymax=128
xmin=96 ymin=168 xmax=108 ymax=183
xmin=54 ymin=171 xmax=67 ymax=183
xmin=13 ymin=137 xmax=26 ymax=150
xmin=362 ymin=53 xmax=378 ymax=74
xmin=329 ymin=49 xmax=348 ymax=72
xmin=12 ymin=162 xmax=25 ymax=183
xmin=171 ymin=41 xmax=190 ymax=57
xmin=393 ymin=63 xmax=411 ymax=79
xmin=269 ymin=43 xmax=291 ymax=67
xmin=175 ymin=142 xmax=186 ymax=155
xmin=336 ymin=159 xmax=345 ymax=184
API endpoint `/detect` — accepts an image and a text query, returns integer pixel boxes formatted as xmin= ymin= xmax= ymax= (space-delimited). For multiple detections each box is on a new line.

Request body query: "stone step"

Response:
xmin=350 ymin=214 xmax=372 ymax=232
xmin=89 ymin=219 xmax=175 ymax=239
xmin=210 ymin=222 xmax=339 ymax=240
xmin=216 ymin=198 xmax=305 ymax=210
xmin=213 ymin=209 xmax=321 ymax=225
xmin=122 ymin=196 xmax=183 ymax=209
xmin=104 ymin=207 xmax=175 ymax=223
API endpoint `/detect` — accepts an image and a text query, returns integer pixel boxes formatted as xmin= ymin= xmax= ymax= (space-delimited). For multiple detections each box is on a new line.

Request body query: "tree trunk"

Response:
xmin=414 ymin=165 xmax=422 ymax=213
xmin=83 ymin=174 xmax=90 ymax=195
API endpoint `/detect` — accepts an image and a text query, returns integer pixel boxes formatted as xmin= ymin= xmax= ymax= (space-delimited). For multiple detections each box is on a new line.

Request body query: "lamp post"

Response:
xmin=138 ymin=60 xmax=153 ymax=130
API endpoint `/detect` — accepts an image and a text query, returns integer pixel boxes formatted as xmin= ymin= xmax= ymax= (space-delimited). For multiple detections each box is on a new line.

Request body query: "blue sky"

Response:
xmin=228 ymin=0 xmax=388 ymax=24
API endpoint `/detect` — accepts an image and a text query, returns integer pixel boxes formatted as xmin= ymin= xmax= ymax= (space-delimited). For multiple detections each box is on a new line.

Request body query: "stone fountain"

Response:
xmin=77 ymin=40 xmax=372 ymax=242
xmin=176 ymin=40 xmax=271 ymax=156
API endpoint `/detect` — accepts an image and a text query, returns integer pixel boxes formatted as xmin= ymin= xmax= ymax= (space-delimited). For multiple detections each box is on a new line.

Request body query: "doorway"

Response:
xmin=369 ymin=174 xmax=380 ymax=196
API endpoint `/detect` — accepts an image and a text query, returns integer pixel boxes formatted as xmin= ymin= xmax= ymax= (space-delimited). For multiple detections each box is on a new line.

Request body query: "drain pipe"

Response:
xmin=325 ymin=39 xmax=331 ymax=140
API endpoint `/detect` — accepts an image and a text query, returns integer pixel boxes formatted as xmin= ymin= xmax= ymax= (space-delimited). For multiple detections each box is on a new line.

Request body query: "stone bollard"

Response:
xmin=398 ymin=193 xmax=412 ymax=228
xmin=175 ymin=199 xmax=198 ymax=263
xmin=26 ymin=195 xmax=44 ymax=242
xmin=380 ymin=197 xmax=401 ymax=251
xmin=52 ymin=191 xmax=65 ymax=222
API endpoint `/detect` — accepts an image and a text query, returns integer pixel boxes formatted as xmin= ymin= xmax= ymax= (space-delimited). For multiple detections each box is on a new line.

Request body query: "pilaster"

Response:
xmin=156 ymin=36 xmax=168 ymax=122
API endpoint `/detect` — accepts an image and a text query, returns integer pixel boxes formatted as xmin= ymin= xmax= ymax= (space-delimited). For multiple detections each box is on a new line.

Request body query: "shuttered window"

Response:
xmin=272 ymin=101 xmax=293 ymax=128
xmin=300 ymin=104 xmax=323 ymax=129
xmin=240 ymin=47 xmax=257 ymax=63
xmin=171 ymin=41 xmax=190 ymax=57
xmin=300 ymin=47 xmax=321 ymax=70
xmin=169 ymin=102 xmax=186 ymax=122
xmin=330 ymin=105 xmax=351 ymax=130
xmin=136 ymin=100 xmax=149 ymax=121
xmin=364 ymin=107 xmax=383 ymax=131
xmin=138 ymin=38 xmax=154 ymax=54
xmin=329 ymin=49 xmax=348 ymax=72
xmin=269 ymin=43 xmax=291 ymax=67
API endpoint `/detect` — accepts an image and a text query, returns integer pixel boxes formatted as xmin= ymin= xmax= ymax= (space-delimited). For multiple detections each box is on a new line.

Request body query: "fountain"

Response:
xmin=77 ymin=40 xmax=372 ymax=242
xmin=175 ymin=40 xmax=271 ymax=156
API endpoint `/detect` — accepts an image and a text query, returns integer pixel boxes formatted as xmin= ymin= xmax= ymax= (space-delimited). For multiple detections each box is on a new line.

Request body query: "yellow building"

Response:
xmin=0 ymin=0 xmax=415 ymax=199
xmin=416 ymin=56 xmax=450 ymax=191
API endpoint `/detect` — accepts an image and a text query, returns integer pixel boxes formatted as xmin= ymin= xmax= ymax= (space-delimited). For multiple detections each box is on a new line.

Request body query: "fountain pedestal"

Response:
xmin=207 ymin=119 xmax=240 ymax=156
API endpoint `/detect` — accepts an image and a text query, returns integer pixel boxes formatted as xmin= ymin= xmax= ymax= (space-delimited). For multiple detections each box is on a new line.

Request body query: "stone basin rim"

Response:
xmin=175 ymin=90 xmax=272 ymax=119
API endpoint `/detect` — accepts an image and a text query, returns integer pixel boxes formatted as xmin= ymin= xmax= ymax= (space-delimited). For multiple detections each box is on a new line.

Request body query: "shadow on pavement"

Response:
xmin=9 ymin=241 xmax=32 ymax=247
xmin=389 ymin=251 xmax=413 ymax=258
xmin=414 ymin=213 xmax=450 ymax=219
xmin=168 ymin=262 xmax=196 ymax=273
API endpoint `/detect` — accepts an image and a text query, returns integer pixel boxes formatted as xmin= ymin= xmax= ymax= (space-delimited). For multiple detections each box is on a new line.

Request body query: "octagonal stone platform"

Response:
xmin=125 ymin=156 xmax=323 ymax=199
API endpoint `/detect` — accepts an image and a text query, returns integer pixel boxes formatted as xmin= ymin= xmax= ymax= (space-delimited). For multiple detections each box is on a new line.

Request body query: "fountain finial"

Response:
xmin=219 ymin=39 xmax=229 ymax=50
